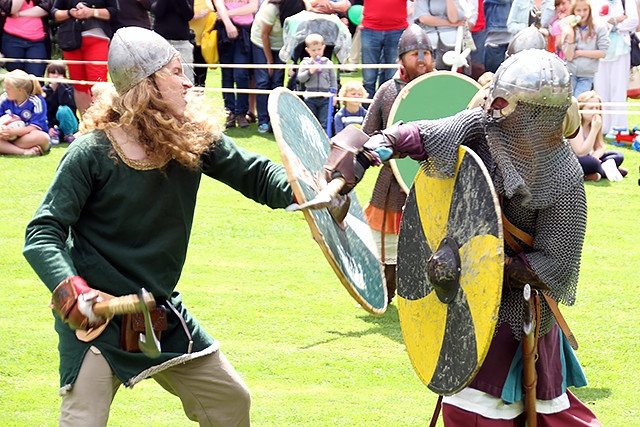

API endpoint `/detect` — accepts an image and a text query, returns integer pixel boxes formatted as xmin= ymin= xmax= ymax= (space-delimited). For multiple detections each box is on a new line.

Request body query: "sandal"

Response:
xmin=23 ymin=146 xmax=43 ymax=157
xmin=245 ymin=111 xmax=257 ymax=123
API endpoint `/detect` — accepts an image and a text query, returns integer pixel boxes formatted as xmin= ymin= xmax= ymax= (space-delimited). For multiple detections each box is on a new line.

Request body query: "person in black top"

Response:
xmin=51 ymin=0 xmax=119 ymax=115
xmin=111 ymin=0 xmax=151 ymax=31
xmin=152 ymin=0 xmax=195 ymax=84
xmin=43 ymin=60 xmax=78 ymax=143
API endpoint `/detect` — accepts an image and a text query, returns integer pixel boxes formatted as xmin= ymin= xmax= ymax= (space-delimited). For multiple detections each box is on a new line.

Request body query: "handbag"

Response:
xmin=201 ymin=12 xmax=219 ymax=67
xmin=628 ymin=65 xmax=640 ymax=98
xmin=631 ymin=32 xmax=640 ymax=67
xmin=56 ymin=19 xmax=82 ymax=52
xmin=605 ymin=29 xmax=629 ymax=61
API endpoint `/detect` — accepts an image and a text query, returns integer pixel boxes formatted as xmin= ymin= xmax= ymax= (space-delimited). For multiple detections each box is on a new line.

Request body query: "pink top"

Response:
xmin=3 ymin=3 xmax=46 ymax=41
xmin=226 ymin=0 xmax=254 ymax=26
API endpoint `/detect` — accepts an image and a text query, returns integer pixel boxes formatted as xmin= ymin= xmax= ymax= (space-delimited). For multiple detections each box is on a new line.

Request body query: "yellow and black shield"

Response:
xmin=397 ymin=146 xmax=503 ymax=395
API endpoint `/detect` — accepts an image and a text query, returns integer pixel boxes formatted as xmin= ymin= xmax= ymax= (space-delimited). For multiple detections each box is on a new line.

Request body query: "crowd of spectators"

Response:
xmin=1 ymin=0 xmax=640 ymax=141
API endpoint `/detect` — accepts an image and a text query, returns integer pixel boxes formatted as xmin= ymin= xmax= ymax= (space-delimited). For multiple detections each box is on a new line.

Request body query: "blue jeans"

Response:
xmin=484 ymin=43 xmax=508 ymax=73
xmin=470 ymin=29 xmax=487 ymax=66
xmin=252 ymin=43 xmax=285 ymax=126
xmin=360 ymin=28 xmax=404 ymax=99
xmin=304 ymin=96 xmax=330 ymax=131
xmin=578 ymin=151 xmax=623 ymax=176
xmin=219 ymin=29 xmax=252 ymax=115
xmin=2 ymin=33 xmax=48 ymax=77
xmin=571 ymin=75 xmax=594 ymax=98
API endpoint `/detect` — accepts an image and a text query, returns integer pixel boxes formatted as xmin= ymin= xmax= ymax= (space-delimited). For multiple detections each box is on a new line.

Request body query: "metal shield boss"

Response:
xmin=397 ymin=146 xmax=503 ymax=395
xmin=268 ymin=87 xmax=387 ymax=314
xmin=387 ymin=71 xmax=481 ymax=194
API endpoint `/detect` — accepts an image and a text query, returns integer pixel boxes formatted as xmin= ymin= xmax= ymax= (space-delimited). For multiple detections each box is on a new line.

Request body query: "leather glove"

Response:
xmin=503 ymin=256 xmax=549 ymax=292
xmin=50 ymin=276 xmax=106 ymax=330
xmin=324 ymin=125 xmax=395 ymax=195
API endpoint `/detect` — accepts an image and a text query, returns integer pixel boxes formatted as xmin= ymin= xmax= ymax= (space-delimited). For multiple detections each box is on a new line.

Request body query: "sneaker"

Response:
xmin=602 ymin=158 xmax=623 ymax=182
xmin=246 ymin=111 xmax=257 ymax=123
xmin=258 ymin=123 xmax=269 ymax=133
xmin=584 ymin=173 xmax=601 ymax=182
xmin=64 ymin=134 xmax=75 ymax=144
xmin=225 ymin=113 xmax=236 ymax=129
xmin=236 ymin=114 xmax=249 ymax=128
xmin=49 ymin=127 xmax=60 ymax=145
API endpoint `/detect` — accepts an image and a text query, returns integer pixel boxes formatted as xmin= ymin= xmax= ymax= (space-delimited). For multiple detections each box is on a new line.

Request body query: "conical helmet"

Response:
xmin=398 ymin=24 xmax=433 ymax=59
xmin=108 ymin=27 xmax=178 ymax=94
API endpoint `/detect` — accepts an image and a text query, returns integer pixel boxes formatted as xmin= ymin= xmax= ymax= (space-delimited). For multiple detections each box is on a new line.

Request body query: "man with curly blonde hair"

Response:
xmin=23 ymin=27 xmax=294 ymax=427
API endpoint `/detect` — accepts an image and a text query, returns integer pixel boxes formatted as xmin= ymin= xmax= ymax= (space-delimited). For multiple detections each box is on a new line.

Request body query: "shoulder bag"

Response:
xmin=56 ymin=19 xmax=82 ymax=51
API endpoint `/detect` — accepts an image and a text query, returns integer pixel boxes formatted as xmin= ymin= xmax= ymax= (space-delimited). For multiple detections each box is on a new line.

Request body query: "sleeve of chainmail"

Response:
xmin=361 ymin=89 xmax=385 ymax=135
xmin=414 ymin=108 xmax=487 ymax=177
xmin=524 ymin=181 xmax=587 ymax=306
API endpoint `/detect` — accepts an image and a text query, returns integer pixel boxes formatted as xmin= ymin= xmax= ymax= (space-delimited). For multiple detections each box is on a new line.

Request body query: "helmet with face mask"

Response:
xmin=483 ymin=49 xmax=576 ymax=212
xmin=397 ymin=24 xmax=433 ymax=61
xmin=486 ymin=49 xmax=571 ymax=120
xmin=108 ymin=27 xmax=178 ymax=94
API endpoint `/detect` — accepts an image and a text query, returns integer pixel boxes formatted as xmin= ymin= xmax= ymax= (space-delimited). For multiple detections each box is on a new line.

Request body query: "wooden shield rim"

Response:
xmin=387 ymin=71 xmax=481 ymax=194
xmin=397 ymin=145 xmax=503 ymax=395
xmin=268 ymin=87 xmax=387 ymax=315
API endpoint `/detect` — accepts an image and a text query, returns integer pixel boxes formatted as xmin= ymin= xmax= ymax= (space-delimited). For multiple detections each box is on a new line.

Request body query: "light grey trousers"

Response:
xmin=59 ymin=346 xmax=251 ymax=427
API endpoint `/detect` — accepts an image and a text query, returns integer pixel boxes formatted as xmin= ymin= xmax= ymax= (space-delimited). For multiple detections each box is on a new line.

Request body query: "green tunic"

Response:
xmin=23 ymin=130 xmax=293 ymax=390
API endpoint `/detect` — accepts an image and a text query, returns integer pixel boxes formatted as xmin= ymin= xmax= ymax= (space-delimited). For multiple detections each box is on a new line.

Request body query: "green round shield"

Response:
xmin=268 ymin=87 xmax=388 ymax=314
xmin=388 ymin=71 xmax=481 ymax=194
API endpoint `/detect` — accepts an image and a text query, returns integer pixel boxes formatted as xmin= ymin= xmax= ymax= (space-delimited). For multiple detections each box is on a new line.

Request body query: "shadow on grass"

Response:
xmin=299 ymin=304 xmax=404 ymax=349
xmin=571 ymin=386 xmax=612 ymax=402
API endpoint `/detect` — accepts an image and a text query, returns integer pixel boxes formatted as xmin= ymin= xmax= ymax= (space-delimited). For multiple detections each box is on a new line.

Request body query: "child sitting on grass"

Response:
xmin=0 ymin=69 xmax=50 ymax=156
xmin=43 ymin=61 xmax=78 ymax=145
xmin=569 ymin=90 xmax=626 ymax=181
xmin=333 ymin=80 xmax=368 ymax=134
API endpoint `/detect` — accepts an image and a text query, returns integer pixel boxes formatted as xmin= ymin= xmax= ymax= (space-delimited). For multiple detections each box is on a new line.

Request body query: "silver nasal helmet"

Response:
xmin=108 ymin=27 xmax=178 ymax=94
xmin=486 ymin=49 xmax=572 ymax=120
xmin=505 ymin=26 xmax=547 ymax=58
xmin=397 ymin=24 xmax=433 ymax=61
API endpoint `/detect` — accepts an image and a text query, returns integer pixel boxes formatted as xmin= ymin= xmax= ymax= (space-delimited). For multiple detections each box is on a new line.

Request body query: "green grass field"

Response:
xmin=1 ymin=69 xmax=639 ymax=425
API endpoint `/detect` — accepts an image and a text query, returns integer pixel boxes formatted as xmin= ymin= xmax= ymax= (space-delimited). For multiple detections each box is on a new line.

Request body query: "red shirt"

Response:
xmin=361 ymin=0 xmax=409 ymax=31
xmin=472 ymin=0 xmax=486 ymax=32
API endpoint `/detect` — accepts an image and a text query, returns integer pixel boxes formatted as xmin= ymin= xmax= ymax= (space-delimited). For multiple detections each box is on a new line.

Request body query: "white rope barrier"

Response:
xmin=0 ymin=56 xmax=396 ymax=69
xmin=6 ymin=56 xmax=640 ymax=113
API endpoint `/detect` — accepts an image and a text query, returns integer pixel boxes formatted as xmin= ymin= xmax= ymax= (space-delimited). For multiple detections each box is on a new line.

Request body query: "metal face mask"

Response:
xmin=486 ymin=49 xmax=571 ymax=120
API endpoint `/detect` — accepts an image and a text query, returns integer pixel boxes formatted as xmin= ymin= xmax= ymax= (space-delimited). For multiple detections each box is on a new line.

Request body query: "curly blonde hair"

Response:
xmin=81 ymin=72 xmax=222 ymax=170
xmin=338 ymin=80 xmax=368 ymax=99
